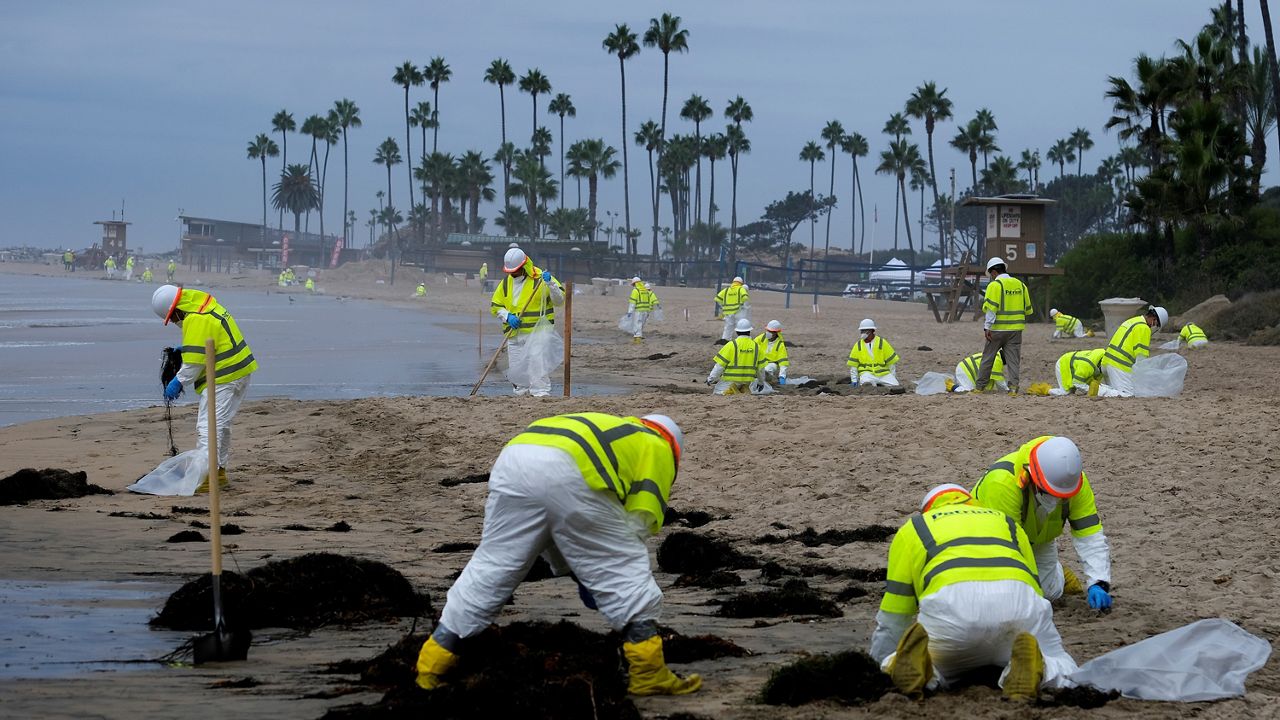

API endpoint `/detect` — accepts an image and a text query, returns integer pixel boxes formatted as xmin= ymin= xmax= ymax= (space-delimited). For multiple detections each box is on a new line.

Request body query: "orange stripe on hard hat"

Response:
xmin=163 ymin=287 xmax=183 ymax=325
xmin=641 ymin=418 xmax=681 ymax=469
xmin=1028 ymin=438 xmax=1082 ymax=498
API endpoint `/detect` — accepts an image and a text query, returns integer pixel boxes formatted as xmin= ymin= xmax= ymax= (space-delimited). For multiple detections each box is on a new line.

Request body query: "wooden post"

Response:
xmin=477 ymin=308 xmax=483 ymax=358
xmin=204 ymin=339 xmax=222 ymax=580
xmin=562 ymin=281 xmax=573 ymax=397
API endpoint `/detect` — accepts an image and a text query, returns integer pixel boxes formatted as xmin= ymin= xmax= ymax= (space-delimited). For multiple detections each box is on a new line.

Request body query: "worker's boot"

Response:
xmin=888 ymin=622 xmax=932 ymax=700
xmin=1087 ymin=379 xmax=1101 ymax=397
xmin=1007 ymin=385 xmax=1020 ymax=396
xmin=1061 ymin=566 xmax=1085 ymax=596
xmin=944 ymin=377 xmax=955 ymax=392
xmin=623 ymin=636 xmax=702 ymax=696
xmin=1003 ymin=632 xmax=1045 ymax=701
xmin=415 ymin=636 xmax=458 ymax=690
xmin=194 ymin=467 xmax=230 ymax=494
xmin=632 ymin=336 xmax=644 ymax=344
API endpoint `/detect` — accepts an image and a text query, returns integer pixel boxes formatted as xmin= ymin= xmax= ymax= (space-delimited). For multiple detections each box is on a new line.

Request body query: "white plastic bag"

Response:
xmin=915 ymin=371 xmax=954 ymax=396
xmin=749 ymin=379 xmax=774 ymax=395
xmin=617 ymin=313 xmax=637 ymax=334
xmin=1069 ymin=618 xmax=1271 ymax=701
xmin=652 ymin=307 xmax=664 ymax=322
xmin=1158 ymin=337 xmax=1182 ymax=351
xmin=507 ymin=319 xmax=563 ymax=387
xmin=1131 ymin=353 xmax=1188 ymax=397
xmin=126 ymin=449 xmax=207 ymax=496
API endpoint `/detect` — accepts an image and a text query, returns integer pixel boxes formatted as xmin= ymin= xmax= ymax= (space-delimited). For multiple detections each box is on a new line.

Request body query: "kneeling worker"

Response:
xmin=707 ymin=318 xmax=763 ymax=395
xmin=1099 ymin=305 xmax=1167 ymax=397
xmin=1051 ymin=349 xmax=1104 ymax=396
xmin=755 ymin=320 xmax=789 ymax=386
xmin=1048 ymin=309 xmax=1091 ymax=339
xmin=970 ymin=436 xmax=1113 ymax=608
xmin=847 ymin=318 xmax=899 ymax=387
xmin=1179 ymin=322 xmax=1208 ymax=349
xmin=953 ymin=350 xmax=1006 ymax=393
xmin=871 ymin=484 xmax=1078 ymax=700
xmin=416 ymin=412 xmax=701 ymax=697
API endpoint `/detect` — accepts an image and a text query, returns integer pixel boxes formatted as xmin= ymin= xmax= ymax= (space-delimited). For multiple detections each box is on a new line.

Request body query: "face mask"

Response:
xmin=768 ymin=332 xmax=778 ymax=340
xmin=1035 ymin=488 xmax=1059 ymax=513
xmin=861 ymin=332 xmax=873 ymax=342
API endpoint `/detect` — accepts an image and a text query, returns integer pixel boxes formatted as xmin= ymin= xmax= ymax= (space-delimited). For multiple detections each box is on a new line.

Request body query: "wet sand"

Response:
xmin=1 ymin=260 xmax=1278 ymax=718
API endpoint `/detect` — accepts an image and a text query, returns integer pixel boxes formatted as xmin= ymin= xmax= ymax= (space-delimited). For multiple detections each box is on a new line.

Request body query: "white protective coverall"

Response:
xmin=497 ymin=274 xmax=565 ymax=397
xmin=176 ymin=365 xmax=251 ymax=469
xmin=1099 ymin=366 xmax=1136 ymax=398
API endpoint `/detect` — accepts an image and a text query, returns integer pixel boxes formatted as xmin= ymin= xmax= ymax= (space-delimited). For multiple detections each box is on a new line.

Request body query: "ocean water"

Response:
xmin=0 ymin=274 xmax=616 ymax=427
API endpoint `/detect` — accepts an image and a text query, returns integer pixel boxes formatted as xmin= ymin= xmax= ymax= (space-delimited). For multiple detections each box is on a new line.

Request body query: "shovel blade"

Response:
xmin=192 ymin=626 xmax=252 ymax=665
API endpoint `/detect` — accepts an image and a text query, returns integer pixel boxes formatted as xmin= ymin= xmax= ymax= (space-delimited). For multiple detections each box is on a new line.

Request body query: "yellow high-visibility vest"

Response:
xmin=1102 ymin=316 xmax=1151 ymax=371
xmin=971 ymin=436 xmax=1103 ymax=546
xmin=714 ymin=336 xmax=762 ymax=383
xmin=715 ymin=284 xmax=748 ymax=314
xmin=175 ymin=289 xmax=258 ymax=393
xmin=847 ymin=336 xmax=899 ymax=376
xmin=1180 ymin=323 xmax=1207 ymax=344
xmin=508 ymin=412 xmax=676 ymax=533
xmin=753 ymin=333 xmax=789 ymax=368
xmin=630 ymin=285 xmax=655 ymax=312
xmin=959 ymin=351 xmax=1004 ymax=389
xmin=984 ymin=275 xmax=1033 ymax=332
xmin=1055 ymin=349 xmax=1104 ymax=390
xmin=1054 ymin=312 xmax=1081 ymax=335
xmin=489 ymin=259 xmax=563 ymax=335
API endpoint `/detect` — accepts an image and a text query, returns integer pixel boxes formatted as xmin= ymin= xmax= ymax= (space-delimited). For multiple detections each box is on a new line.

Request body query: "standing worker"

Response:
xmin=755 ymin=320 xmax=790 ymax=386
xmin=706 ymin=318 xmax=763 ymax=395
xmin=871 ymin=484 xmax=1077 ymax=700
xmin=625 ymin=276 xmax=655 ymax=342
xmin=1048 ymin=309 xmax=1091 ymax=339
xmin=305 ymin=277 xmax=315 ymax=293
xmin=1099 ymin=305 xmax=1167 ymax=397
xmin=151 ymin=285 xmax=258 ymax=493
xmin=125 ymin=255 xmax=135 ymax=281
xmin=104 ymin=256 xmax=117 ymax=278
xmin=977 ymin=257 xmax=1033 ymax=395
xmin=415 ymin=412 xmax=701 ymax=697
xmin=1050 ymin=349 xmax=1104 ymax=396
xmin=847 ymin=318 xmax=900 ymax=387
xmin=953 ymin=351 xmax=1005 ymax=393
xmin=714 ymin=276 xmax=750 ymax=343
xmin=63 ymin=249 xmax=74 ymax=271
xmin=478 ymin=261 xmax=489 ymax=291
xmin=970 ymin=436 xmax=1112 ymax=608
xmin=1178 ymin=322 xmax=1208 ymax=349
xmin=167 ymin=259 xmax=177 ymax=283
xmin=490 ymin=248 xmax=564 ymax=397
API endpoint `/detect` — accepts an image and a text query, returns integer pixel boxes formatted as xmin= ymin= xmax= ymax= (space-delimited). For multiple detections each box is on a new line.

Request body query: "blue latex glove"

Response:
xmin=1087 ymin=584 xmax=1112 ymax=610
xmin=163 ymin=377 xmax=183 ymax=401
xmin=576 ymin=579 xmax=597 ymax=610
xmin=541 ymin=270 xmax=553 ymax=283
xmin=778 ymin=375 xmax=786 ymax=386
xmin=505 ymin=313 xmax=521 ymax=331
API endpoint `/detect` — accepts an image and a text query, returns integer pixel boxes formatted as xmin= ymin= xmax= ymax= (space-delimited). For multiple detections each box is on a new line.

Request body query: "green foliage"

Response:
xmin=1204 ymin=289 xmax=1280 ymax=341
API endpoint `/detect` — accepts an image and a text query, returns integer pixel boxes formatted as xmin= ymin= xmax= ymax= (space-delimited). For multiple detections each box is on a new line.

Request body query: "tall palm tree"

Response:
xmin=424 ymin=56 xmax=451 ymax=152
xmin=724 ymin=96 xmax=753 ymax=264
xmin=246 ymin=134 xmax=279 ymax=243
xmin=876 ymin=140 xmax=923 ymax=263
xmin=547 ymin=93 xmax=576 ymax=209
xmin=272 ymin=163 xmax=319 ymax=239
xmin=374 ymin=138 xmax=402 ymax=216
xmin=331 ymin=99 xmax=361 ymax=247
xmin=1046 ymin=138 xmax=1076 ymax=179
xmin=518 ymin=69 xmax=551 ymax=149
xmin=457 ymin=150 xmax=495 ymax=234
xmin=1070 ymin=127 xmax=1094 ymax=175
xmin=905 ymin=81 xmax=953 ymax=250
xmin=1245 ymin=46 xmax=1277 ymax=191
xmin=703 ymin=132 xmax=727 ymax=229
xmin=315 ymin=115 xmax=339 ymax=252
xmin=374 ymin=138 xmax=402 ymax=284
xmin=271 ymin=110 xmax=295 ymax=230
xmin=392 ymin=62 xmax=423 ymax=233
xmin=883 ymin=112 xmax=911 ymax=141
xmin=799 ymin=141 xmax=825 ymax=260
xmin=604 ymin=25 xmax=641 ymax=253
xmin=1262 ymin=0 xmax=1280 ymax=164
xmin=409 ymin=101 xmax=434 ymax=199
xmin=949 ymin=119 xmax=985 ymax=189
xmin=484 ymin=59 xmax=517 ymax=210
xmin=565 ymin=140 xmax=588 ymax=209
xmin=680 ymin=94 xmax=712 ymax=223
xmin=1018 ymin=149 xmax=1038 ymax=189
xmin=841 ymin=132 xmax=868 ymax=254
xmin=980 ymin=156 xmax=1023 ymax=195
xmin=510 ymin=149 xmax=558 ymax=235
xmin=643 ymin=12 xmax=690 ymax=147
xmin=820 ymin=120 xmax=845 ymax=259
xmin=974 ymin=108 xmax=998 ymax=168
xmin=636 ymin=120 xmax=663 ymax=260
xmin=578 ymin=138 xmax=622 ymax=243
xmin=300 ymin=114 xmax=324 ymax=232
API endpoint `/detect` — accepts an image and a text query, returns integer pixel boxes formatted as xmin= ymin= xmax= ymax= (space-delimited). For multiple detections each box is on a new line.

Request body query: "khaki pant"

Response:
xmin=978 ymin=331 xmax=1021 ymax=390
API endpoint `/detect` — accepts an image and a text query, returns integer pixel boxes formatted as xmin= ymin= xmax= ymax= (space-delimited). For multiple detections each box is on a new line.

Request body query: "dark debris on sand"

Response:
xmin=656 ymin=531 xmax=760 ymax=574
xmin=658 ymin=625 xmax=750 ymax=663
xmin=150 ymin=552 xmax=430 ymax=631
xmin=673 ymin=570 xmax=744 ymax=589
xmin=1042 ymin=685 xmax=1121 ymax=708
xmin=754 ymin=525 xmax=896 ymax=547
xmin=664 ymin=507 xmax=716 ymax=528
xmin=0 ymin=469 xmax=112 ymax=505
xmin=166 ymin=530 xmax=206 ymax=543
xmin=717 ymin=579 xmax=842 ymax=619
xmin=440 ymin=473 xmax=489 ymax=487
xmin=760 ymin=650 xmax=890 ymax=706
xmin=432 ymin=542 xmax=477 ymax=553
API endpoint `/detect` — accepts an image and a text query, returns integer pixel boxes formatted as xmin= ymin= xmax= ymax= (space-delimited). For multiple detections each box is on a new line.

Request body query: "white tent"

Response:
xmin=869 ymin=257 xmax=927 ymax=285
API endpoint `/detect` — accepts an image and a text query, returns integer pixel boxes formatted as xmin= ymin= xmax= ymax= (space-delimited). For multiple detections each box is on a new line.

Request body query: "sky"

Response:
xmin=0 ymin=0 xmax=1261 ymax=257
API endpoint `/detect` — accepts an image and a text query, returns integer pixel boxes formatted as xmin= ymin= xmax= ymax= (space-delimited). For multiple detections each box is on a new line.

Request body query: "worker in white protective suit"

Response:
xmin=871 ymin=484 xmax=1078 ymax=700
xmin=416 ymin=412 xmax=702 ymax=697
xmin=1049 ymin=309 xmax=1091 ymax=339
xmin=623 ymin=276 xmax=654 ymax=342
xmin=970 ymin=436 xmax=1114 ymax=609
xmin=953 ymin=350 xmax=1006 ymax=393
xmin=1098 ymin=305 xmax=1167 ymax=397
xmin=714 ymin=276 xmax=750 ymax=342
xmin=489 ymin=248 xmax=565 ymax=397
xmin=706 ymin=318 xmax=764 ymax=395
xmin=755 ymin=320 xmax=790 ymax=386
xmin=847 ymin=318 xmax=900 ymax=386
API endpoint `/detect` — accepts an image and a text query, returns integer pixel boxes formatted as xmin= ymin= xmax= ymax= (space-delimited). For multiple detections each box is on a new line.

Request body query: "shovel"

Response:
xmin=470 ymin=277 xmax=542 ymax=396
xmin=192 ymin=337 xmax=251 ymax=664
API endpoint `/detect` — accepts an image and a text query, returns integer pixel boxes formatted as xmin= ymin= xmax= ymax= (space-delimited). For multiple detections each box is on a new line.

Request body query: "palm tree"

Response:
xmin=703 ymin=132 xmax=727 ymax=229
xmin=272 ymin=163 xmax=319 ymax=240
xmin=565 ymin=140 xmax=588 ymax=209
xmin=973 ymin=108 xmax=998 ymax=168
xmin=1245 ymin=46 xmax=1277 ymax=191
xmin=1046 ymin=138 xmax=1076 ymax=179
xmin=949 ymin=119 xmax=985 ymax=189
xmin=271 ymin=110 xmax=295 ymax=230
xmin=331 ymin=99 xmax=361 ymax=247
xmin=578 ymin=138 xmax=622 ymax=243
xmin=1018 ymin=149 xmax=1039 ymax=189
xmin=418 ymin=151 xmax=456 ymax=236
xmin=799 ymin=141 xmax=825 ymax=260
xmin=680 ymin=94 xmax=712 ymax=223
xmin=424 ymin=56 xmax=451 ymax=152
xmin=510 ymin=149 xmax=558 ymax=235
xmin=246 ymin=134 xmax=279 ymax=243
xmin=492 ymin=141 xmax=517 ymax=233
xmin=484 ymin=59 xmax=517 ymax=210
xmin=876 ymin=140 xmax=924 ymax=263
xmin=392 ymin=61 xmax=423 ymax=232
xmin=820 ymin=120 xmax=845 ymax=259
xmin=636 ymin=120 xmax=663 ymax=260
xmin=409 ymin=101 xmax=434 ymax=197
xmin=604 ymin=25 xmax=641 ymax=253
xmin=841 ymin=132 xmax=868 ymax=253
xmin=724 ymin=96 xmax=753 ymax=263
xmin=1118 ymin=144 xmax=1144 ymax=184
xmin=314 ymin=115 xmax=339 ymax=252
xmin=643 ymin=12 xmax=690 ymax=147
xmin=883 ymin=112 xmax=911 ymax=141
xmin=1262 ymin=0 xmax=1280 ymax=165
xmin=905 ymin=81 xmax=953 ymax=250
xmin=1070 ymin=127 xmax=1094 ymax=175
xmin=547 ymin=93 xmax=576 ymax=209
xmin=300 ymin=114 xmax=325 ymax=232
xmin=518 ymin=69 xmax=551 ymax=150
xmin=457 ymin=150 xmax=494 ymax=234
xmin=910 ymin=161 xmax=929 ymax=253
xmin=373 ymin=138 xmax=402 ymax=217
xmin=980 ymin=156 xmax=1023 ymax=195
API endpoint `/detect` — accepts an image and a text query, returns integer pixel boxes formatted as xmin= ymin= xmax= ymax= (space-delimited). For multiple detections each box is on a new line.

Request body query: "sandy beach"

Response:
xmin=2 ymin=259 xmax=1278 ymax=718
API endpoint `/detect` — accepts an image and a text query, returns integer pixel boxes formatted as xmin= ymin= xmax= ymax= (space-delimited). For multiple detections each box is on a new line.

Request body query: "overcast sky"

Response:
xmin=0 ymin=1 xmax=1259 ymax=257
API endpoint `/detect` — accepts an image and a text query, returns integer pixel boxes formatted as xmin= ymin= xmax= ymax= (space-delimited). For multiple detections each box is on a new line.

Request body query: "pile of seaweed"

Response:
xmin=656 ymin=531 xmax=759 ymax=574
xmin=760 ymin=650 xmax=890 ymax=706
xmin=150 ymin=552 xmax=430 ymax=630
xmin=717 ymin=579 xmax=842 ymax=619
xmin=754 ymin=525 xmax=897 ymax=546
xmin=0 ymin=468 xmax=112 ymax=505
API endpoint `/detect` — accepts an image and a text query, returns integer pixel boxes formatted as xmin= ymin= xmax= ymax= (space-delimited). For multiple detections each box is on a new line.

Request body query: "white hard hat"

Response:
xmin=503 ymin=248 xmax=527 ymax=273
xmin=858 ymin=318 xmax=876 ymax=332
xmin=641 ymin=414 xmax=683 ymax=459
xmin=151 ymin=285 xmax=181 ymax=325
xmin=1029 ymin=437 xmax=1084 ymax=499
xmin=732 ymin=276 xmax=743 ymax=283
xmin=766 ymin=320 xmax=782 ymax=332
xmin=1150 ymin=305 xmax=1169 ymax=329
xmin=508 ymin=242 xmax=521 ymax=249
xmin=986 ymin=257 xmax=1006 ymax=272
xmin=644 ymin=282 xmax=653 ymax=289
xmin=735 ymin=318 xmax=753 ymax=333
xmin=1049 ymin=308 xmax=1059 ymax=317
xmin=921 ymin=483 xmax=971 ymax=512
xmin=631 ymin=276 xmax=642 ymax=284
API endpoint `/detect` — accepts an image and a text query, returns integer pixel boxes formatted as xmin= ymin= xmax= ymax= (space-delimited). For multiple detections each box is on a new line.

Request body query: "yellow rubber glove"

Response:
xmin=415 ymin=636 xmax=458 ymax=690
xmin=623 ymin=636 xmax=702 ymax=696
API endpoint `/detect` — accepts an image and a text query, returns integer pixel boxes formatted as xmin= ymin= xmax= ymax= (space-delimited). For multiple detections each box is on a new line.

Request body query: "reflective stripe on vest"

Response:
xmin=181 ymin=307 xmax=257 ymax=392
xmin=912 ymin=511 xmax=1035 ymax=592
xmin=985 ymin=278 xmax=1030 ymax=331
xmin=717 ymin=285 xmax=747 ymax=313
xmin=1104 ymin=317 xmax=1148 ymax=370
xmin=716 ymin=337 xmax=761 ymax=383
xmin=849 ymin=337 xmax=897 ymax=375
xmin=492 ymin=272 xmax=557 ymax=333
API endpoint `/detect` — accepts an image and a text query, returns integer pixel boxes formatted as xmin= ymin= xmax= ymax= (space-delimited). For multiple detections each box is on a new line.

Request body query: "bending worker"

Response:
xmin=714 ymin=276 xmax=750 ymax=342
xmin=625 ymin=276 xmax=655 ymax=342
xmin=151 ymin=284 xmax=258 ymax=492
xmin=953 ymin=350 xmax=1006 ymax=393
xmin=755 ymin=320 xmax=789 ymax=386
xmin=871 ymin=484 xmax=1077 ymax=700
xmin=847 ymin=318 xmax=899 ymax=387
xmin=707 ymin=318 xmax=762 ymax=395
xmin=1048 ymin=309 xmax=1091 ymax=339
xmin=970 ymin=436 xmax=1113 ymax=609
xmin=1099 ymin=305 xmax=1168 ymax=397
xmin=490 ymin=248 xmax=565 ymax=397
xmin=416 ymin=412 xmax=701 ymax=697
xmin=977 ymin=257 xmax=1033 ymax=395
xmin=415 ymin=282 xmax=427 ymax=298
xmin=1050 ymin=349 xmax=1104 ymax=396
xmin=1179 ymin=322 xmax=1208 ymax=349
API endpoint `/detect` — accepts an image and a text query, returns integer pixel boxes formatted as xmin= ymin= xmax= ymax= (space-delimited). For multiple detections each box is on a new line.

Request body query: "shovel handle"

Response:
xmin=205 ymin=338 xmax=222 ymax=578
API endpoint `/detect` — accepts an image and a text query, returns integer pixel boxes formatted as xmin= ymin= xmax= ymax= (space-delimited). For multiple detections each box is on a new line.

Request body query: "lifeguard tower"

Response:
xmin=94 ymin=218 xmax=131 ymax=259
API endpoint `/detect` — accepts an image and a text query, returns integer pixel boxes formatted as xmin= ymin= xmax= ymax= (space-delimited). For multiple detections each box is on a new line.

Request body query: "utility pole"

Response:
xmin=949 ymin=168 xmax=957 ymax=264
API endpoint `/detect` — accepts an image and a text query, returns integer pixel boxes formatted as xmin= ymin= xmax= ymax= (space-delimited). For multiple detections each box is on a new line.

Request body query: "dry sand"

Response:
xmin=2 ymin=259 xmax=1279 ymax=718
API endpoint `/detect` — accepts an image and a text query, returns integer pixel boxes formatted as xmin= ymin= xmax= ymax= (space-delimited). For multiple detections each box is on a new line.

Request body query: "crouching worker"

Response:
xmin=416 ymin=412 xmax=701 ymax=697
xmin=706 ymin=318 xmax=763 ymax=394
xmin=755 ymin=320 xmax=789 ymax=386
xmin=871 ymin=484 xmax=1078 ymax=701
xmin=953 ymin=351 xmax=1006 ymax=393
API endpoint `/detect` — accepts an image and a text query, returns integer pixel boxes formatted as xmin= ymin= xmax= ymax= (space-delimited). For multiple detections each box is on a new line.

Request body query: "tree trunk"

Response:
xmin=808 ymin=161 xmax=816 ymax=261
xmin=694 ymin=122 xmax=702 ymax=224
xmin=824 ymin=148 xmax=836 ymax=259
xmin=900 ymin=176 xmax=915 ymax=265
xmin=433 ymin=87 xmax=440 ymax=153
xmin=589 ymin=174 xmax=599 ymax=244
xmin=619 ymin=59 xmax=633 ymax=253
xmin=892 ymin=181 xmax=900 ymax=251
xmin=856 ymin=159 xmax=865 ymax=255
xmin=261 ymin=158 xmax=268 ymax=246
xmin=649 ymin=148 xmax=659 ymax=265
xmin=404 ymin=88 xmax=416 ymax=239
xmin=558 ymin=114 xmax=565 ymax=210
xmin=970 ymin=153 xmax=978 ymax=189
xmin=342 ymin=130 xmax=350 ymax=246
xmin=1261 ymin=0 xmax=1280 ymax=169
xmin=729 ymin=155 xmax=739 ymax=269
xmin=708 ymin=158 xmax=716 ymax=228
xmin=320 ymin=139 xmax=331 ymax=259
xmin=500 ymin=85 xmax=510 ymax=212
